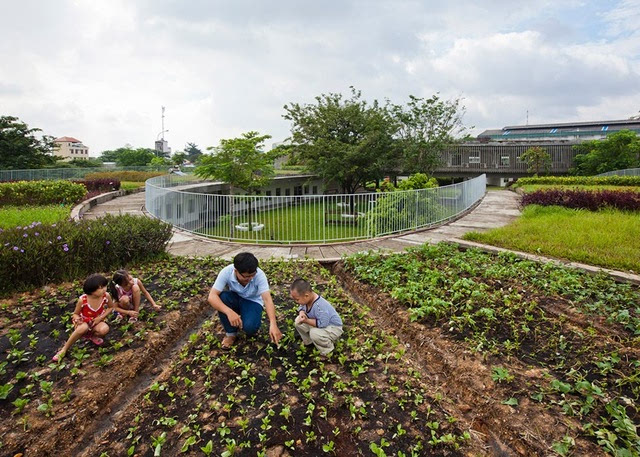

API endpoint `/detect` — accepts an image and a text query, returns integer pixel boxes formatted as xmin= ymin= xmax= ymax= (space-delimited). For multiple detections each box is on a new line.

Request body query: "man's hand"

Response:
xmin=269 ymin=322 xmax=283 ymax=345
xmin=227 ymin=310 xmax=243 ymax=329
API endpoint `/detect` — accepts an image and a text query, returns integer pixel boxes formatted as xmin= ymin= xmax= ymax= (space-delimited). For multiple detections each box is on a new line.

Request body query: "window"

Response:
xmin=266 ymin=190 xmax=272 ymax=196
xmin=500 ymin=156 xmax=510 ymax=167
xmin=285 ymin=188 xmax=291 ymax=196
xmin=294 ymin=185 xmax=302 ymax=196
xmin=469 ymin=155 xmax=480 ymax=164
xmin=312 ymin=185 xmax=318 ymax=194
xmin=304 ymin=185 xmax=309 ymax=194
xmin=188 ymin=199 xmax=195 ymax=213
xmin=451 ymin=154 xmax=462 ymax=166
xmin=275 ymin=188 xmax=281 ymax=196
xmin=176 ymin=203 xmax=182 ymax=219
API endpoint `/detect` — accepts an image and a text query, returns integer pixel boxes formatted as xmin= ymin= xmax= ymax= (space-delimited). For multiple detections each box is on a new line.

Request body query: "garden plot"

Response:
xmin=341 ymin=243 xmax=639 ymax=457
xmin=1 ymin=246 xmax=638 ymax=456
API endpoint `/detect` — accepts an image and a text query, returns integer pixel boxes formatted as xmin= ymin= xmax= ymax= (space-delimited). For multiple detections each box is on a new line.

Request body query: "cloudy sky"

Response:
xmin=1 ymin=0 xmax=639 ymax=156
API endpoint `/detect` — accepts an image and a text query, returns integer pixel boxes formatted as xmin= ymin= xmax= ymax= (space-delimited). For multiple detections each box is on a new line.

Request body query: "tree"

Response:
xmin=171 ymin=152 xmax=187 ymax=166
xmin=0 ymin=116 xmax=55 ymax=169
xmin=389 ymin=94 xmax=468 ymax=174
xmin=114 ymin=148 xmax=156 ymax=166
xmin=283 ymin=88 xmax=395 ymax=195
xmin=184 ymin=142 xmax=203 ymax=163
xmin=571 ymin=130 xmax=640 ymax=175
xmin=195 ymin=132 xmax=276 ymax=232
xmin=520 ymin=146 xmax=551 ymax=175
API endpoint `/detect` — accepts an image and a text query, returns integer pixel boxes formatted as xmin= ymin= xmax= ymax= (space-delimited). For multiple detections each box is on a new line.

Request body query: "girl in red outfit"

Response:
xmin=52 ymin=274 xmax=113 ymax=361
xmin=109 ymin=270 xmax=160 ymax=322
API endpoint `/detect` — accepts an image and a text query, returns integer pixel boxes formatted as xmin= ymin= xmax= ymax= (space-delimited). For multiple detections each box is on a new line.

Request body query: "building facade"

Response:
xmin=53 ymin=137 xmax=90 ymax=161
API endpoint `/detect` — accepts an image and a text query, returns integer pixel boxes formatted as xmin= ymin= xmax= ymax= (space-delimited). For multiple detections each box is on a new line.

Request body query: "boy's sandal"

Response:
xmin=221 ymin=335 xmax=237 ymax=350
xmin=89 ymin=335 xmax=104 ymax=346
xmin=114 ymin=313 xmax=124 ymax=322
xmin=129 ymin=316 xmax=138 ymax=322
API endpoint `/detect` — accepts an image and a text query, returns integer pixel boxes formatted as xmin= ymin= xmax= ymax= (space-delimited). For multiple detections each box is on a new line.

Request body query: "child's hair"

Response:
xmin=234 ymin=252 xmax=258 ymax=274
xmin=83 ymin=274 xmax=109 ymax=295
xmin=109 ymin=270 xmax=129 ymax=299
xmin=290 ymin=278 xmax=312 ymax=295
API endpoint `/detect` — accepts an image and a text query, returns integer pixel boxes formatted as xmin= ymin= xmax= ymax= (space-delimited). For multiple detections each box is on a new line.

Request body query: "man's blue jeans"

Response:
xmin=218 ymin=291 xmax=263 ymax=336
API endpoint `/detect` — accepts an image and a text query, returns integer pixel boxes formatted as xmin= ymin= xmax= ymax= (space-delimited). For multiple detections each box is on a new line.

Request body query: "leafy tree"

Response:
xmin=0 ymin=116 xmax=55 ymax=169
xmin=184 ymin=142 xmax=203 ymax=163
xmin=389 ymin=94 xmax=468 ymax=174
xmin=171 ymin=152 xmax=187 ymax=166
xmin=150 ymin=156 xmax=170 ymax=167
xmin=520 ymin=146 xmax=551 ymax=175
xmin=571 ymin=130 xmax=640 ymax=175
xmin=283 ymin=88 xmax=395 ymax=195
xmin=195 ymin=132 xmax=276 ymax=232
xmin=115 ymin=148 xmax=156 ymax=166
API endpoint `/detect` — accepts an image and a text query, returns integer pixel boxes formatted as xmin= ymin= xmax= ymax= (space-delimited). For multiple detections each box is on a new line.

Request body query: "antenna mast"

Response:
xmin=161 ymin=106 xmax=166 ymax=140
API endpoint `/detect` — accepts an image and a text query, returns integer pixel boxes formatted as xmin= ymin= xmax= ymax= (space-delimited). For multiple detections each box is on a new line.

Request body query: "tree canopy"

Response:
xmin=571 ymin=130 xmax=640 ymax=175
xmin=283 ymin=88 xmax=466 ymax=193
xmin=184 ymin=142 xmax=203 ymax=163
xmin=195 ymin=131 xmax=276 ymax=194
xmin=0 ymin=116 xmax=55 ymax=169
xmin=283 ymin=88 xmax=396 ymax=194
xmin=521 ymin=146 xmax=551 ymax=175
xmin=98 ymin=146 xmax=157 ymax=166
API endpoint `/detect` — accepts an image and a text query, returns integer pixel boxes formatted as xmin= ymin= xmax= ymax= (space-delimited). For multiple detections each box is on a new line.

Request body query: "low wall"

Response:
xmin=70 ymin=187 xmax=145 ymax=220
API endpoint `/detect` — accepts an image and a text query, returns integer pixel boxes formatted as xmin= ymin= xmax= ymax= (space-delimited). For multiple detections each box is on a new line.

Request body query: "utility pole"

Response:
xmin=161 ymin=106 xmax=166 ymax=141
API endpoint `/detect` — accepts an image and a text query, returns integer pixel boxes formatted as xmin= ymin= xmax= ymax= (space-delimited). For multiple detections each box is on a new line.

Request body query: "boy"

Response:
xmin=208 ymin=252 xmax=282 ymax=349
xmin=290 ymin=278 xmax=343 ymax=356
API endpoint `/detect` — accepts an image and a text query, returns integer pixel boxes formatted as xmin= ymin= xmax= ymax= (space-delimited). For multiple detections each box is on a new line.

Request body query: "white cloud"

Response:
xmin=0 ymin=0 xmax=638 ymax=155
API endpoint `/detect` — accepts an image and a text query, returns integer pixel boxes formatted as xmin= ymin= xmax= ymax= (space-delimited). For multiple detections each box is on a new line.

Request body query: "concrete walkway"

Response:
xmin=83 ymin=190 xmax=522 ymax=261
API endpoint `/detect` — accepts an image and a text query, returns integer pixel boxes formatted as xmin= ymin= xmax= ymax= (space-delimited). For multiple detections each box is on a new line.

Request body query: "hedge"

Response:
xmin=521 ymin=189 xmax=640 ymax=211
xmin=515 ymin=176 xmax=640 ymax=187
xmin=72 ymin=178 xmax=121 ymax=192
xmin=0 ymin=214 xmax=173 ymax=294
xmin=0 ymin=180 xmax=87 ymax=206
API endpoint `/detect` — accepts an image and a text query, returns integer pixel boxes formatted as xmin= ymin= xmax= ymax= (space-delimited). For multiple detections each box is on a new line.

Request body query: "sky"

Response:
xmin=1 ymin=0 xmax=639 ymax=157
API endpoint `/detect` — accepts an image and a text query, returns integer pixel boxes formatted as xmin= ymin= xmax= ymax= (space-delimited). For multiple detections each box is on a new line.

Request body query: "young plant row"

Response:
xmin=343 ymin=243 xmax=640 ymax=457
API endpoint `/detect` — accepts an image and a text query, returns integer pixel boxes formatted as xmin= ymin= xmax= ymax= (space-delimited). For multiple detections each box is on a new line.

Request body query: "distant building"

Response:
xmin=53 ymin=137 xmax=90 ymax=160
xmin=155 ymin=139 xmax=171 ymax=156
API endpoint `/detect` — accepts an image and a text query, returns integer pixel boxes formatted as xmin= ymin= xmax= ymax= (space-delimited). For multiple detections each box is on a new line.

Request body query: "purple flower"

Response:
xmin=57 ymin=236 xmax=62 ymax=240
xmin=20 ymin=249 xmax=24 ymax=253
xmin=23 ymin=233 xmax=28 ymax=238
xmin=52 ymin=223 xmax=56 ymax=227
xmin=106 ymin=240 xmax=111 ymax=245
xmin=63 ymin=244 xmax=69 ymax=252
xmin=13 ymin=246 xmax=19 ymax=251
xmin=35 ymin=232 xmax=39 ymax=236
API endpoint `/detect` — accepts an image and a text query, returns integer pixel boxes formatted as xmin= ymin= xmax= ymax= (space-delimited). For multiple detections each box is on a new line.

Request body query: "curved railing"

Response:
xmin=146 ymin=174 xmax=487 ymax=244
xmin=597 ymin=167 xmax=640 ymax=177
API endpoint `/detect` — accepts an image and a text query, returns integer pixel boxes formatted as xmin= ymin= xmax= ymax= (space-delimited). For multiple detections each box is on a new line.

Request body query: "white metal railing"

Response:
xmin=146 ymin=174 xmax=487 ymax=244
xmin=597 ymin=168 xmax=640 ymax=177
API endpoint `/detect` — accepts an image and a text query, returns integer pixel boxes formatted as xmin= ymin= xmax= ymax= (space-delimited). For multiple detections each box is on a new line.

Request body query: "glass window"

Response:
xmin=275 ymin=188 xmax=281 ymax=196
xmin=500 ymin=156 xmax=510 ymax=167
xmin=469 ymin=155 xmax=480 ymax=164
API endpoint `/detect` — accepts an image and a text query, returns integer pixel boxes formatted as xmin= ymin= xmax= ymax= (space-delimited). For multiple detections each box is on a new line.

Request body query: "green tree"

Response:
xmin=115 ymin=148 xmax=156 ymax=166
xmin=150 ymin=156 xmax=170 ymax=167
xmin=195 ymin=132 xmax=276 ymax=232
xmin=171 ymin=152 xmax=187 ymax=166
xmin=571 ymin=130 xmax=640 ymax=175
xmin=520 ymin=146 xmax=552 ymax=175
xmin=0 ymin=116 xmax=55 ymax=169
xmin=283 ymin=87 xmax=395 ymax=195
xmin=389 ymin=94 xmax=468 ymax=174
xmin=184 ymin=142 xmax=203 ymax=163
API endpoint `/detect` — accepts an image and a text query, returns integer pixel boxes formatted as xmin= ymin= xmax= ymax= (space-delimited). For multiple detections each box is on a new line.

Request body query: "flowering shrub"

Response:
xmin=516 ymin=176 xmax=640 ymax=187
xmin=0 ymin=214 xmax=172 ymax=294
xmin=84 ymin=171 xmax=165 ymax=182
xmin=0 ymin=180 xmax=87 ymax=205
xmin=521 ymin=189 xmax=640 ymax=211
xmin=72 ymin=178 xmax=121 ymax=192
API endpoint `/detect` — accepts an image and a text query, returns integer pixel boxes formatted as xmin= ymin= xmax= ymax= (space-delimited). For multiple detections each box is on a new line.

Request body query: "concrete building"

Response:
xmin=53 ymin=137 xmax=90 ymax=160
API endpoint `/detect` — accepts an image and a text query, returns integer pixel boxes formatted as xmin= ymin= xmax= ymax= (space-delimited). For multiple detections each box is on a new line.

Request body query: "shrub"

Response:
xmin=515 ymin=176 xmax=640 ymax=187
xmin=72 ymin=178 xmax=121 ymax=192
xmin=0 ymin=214 xmax=172 ymax=294
xmin=521 ymin=189 xmax=640 ymax=211
xmin=0 ymin=180 xmax=87 ymax=206
xmin=84 ymin=171 xmax=165 ymax=182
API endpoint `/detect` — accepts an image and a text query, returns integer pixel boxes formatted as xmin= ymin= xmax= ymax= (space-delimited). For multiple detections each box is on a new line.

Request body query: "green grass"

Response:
xmin=121 ymin=181 xmax=144 ymax=190
xmin=463 ymin=205 xmax=640 ymax=272
xmin=517 ymin=184 xmax=640 ymax=193
xmin=0 ymin=205 xmax=71 ymax=229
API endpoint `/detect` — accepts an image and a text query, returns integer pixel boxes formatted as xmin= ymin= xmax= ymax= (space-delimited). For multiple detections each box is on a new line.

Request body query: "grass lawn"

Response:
xmin=516 ymin=184 xmax=640 ymax=193
xmin=0 ymin=205 xmax=71 ymax=229
xmin=121 ymin=181 xmax=145 ymax=190
xmin=463 ymin=204 xmax=640 ymax=272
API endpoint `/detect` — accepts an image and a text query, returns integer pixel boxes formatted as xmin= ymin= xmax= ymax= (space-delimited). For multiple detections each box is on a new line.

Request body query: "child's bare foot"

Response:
xmin=52 ymin=350 xmax=65 ymax=362
xmin=221 ymin=335 xmax=237 ymax=350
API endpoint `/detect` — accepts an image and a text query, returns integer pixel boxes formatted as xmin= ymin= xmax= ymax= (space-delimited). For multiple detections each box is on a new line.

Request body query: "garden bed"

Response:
xmin=1 ymin=246 xmax=638 ymax=456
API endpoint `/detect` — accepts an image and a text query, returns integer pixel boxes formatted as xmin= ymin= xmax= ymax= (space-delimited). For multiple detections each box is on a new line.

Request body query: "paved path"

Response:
xmin=83 ymin=190 xmax=522 ymax=261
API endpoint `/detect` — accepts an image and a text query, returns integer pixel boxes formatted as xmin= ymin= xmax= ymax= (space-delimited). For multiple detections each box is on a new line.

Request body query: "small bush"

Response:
xmin=72 ymin=178 xmax=121 ymax=192
xmin=0 ymin=180 xmax=87 ymax=206
xmin=521 ymin=189 xmax=640 ymax=211
xmin=0 ymin=214 xmax=172 ymax=294
xmin=516 ymin=176 xmax=640 ymax=187
xmin=84 ymin=171 xmax=165 ymax=183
